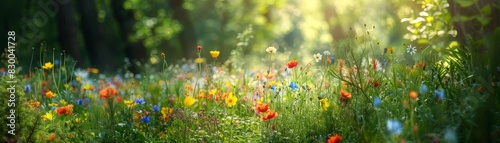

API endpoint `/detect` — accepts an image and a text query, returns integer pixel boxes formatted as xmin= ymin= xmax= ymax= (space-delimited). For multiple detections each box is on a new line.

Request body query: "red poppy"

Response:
xmin=256 ymin=103 xmax=269 ymax=112
xmin=261 ymin=110 xmax=278 ymax=121
xmin=373 ymin=81 xmax=380 ymax=88
xmin=197 ymin=45 xmax=202 ymax=51
xmin=327 ymin=134 xmax=341 ymax=143
xmin=340 ymin=90 xmax=352 ymax=99
xmin=287 ymin=60 xmax=298 ymax=69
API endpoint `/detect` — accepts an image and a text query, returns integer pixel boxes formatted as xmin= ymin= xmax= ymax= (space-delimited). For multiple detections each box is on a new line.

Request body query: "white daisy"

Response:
xmin=266 ymin=46 xmax=277 ymax=54
xmin=406 ymin=45 xmax=417 ymax=55
xmin=313 ymin=53 xmax=322 ymax=62
xmin=323 ymin=51 xmax=331 ymax=55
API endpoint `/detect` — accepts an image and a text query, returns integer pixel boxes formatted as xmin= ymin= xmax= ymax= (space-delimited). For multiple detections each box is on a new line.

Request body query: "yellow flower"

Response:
xmin=184 ymin=96 xmax=196 ymax=107
xmin=42 ymin=111 xmax=54 ymax=121
xmin=209 ymin=89 xmax=217 ymax=96
xmin=388 ymin=47 xmax=394 ymax=53
xmin=124 ymin=100 xmax=135 ymax=108
xmin=83 ymin=84 xmax=91 ymax=90
xmin=210 ymin=51 xmax=220 ymax=59
xmin=48 ymin=103 xmax=58 ymax=107
xmin=320 ymin=98 xmax=330 ymax=111
xmin=76 ymin=76 xmax=82 ymax=82
xmin=161 ymin=107 xmax=173 ymax=115
xmin=46 ymin=91 xmax=56 ymax=98
xmin=64 ymin=83 xmax=70 ymax=89
xmin=42 ymin=62 xmax=54 ymax=70
xmin=91 ymin=68 xmax=99 ymax=74
xmin=60 ymin=99 xmax=67 ymax=106
xmin=225 ymin=92 xmax=238 ymax=107
xmin=75 ymin=118 xmax=81 ymax=123
xmin=194 ymin=58 xmax=205 ymax=64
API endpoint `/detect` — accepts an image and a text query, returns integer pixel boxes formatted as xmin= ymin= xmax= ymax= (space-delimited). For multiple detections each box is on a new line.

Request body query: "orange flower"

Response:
xmin=56 ymin=105 xmax=73 ymax=115
xmin=45 ymin=91 xmax=56 ymax=98
xmin=327 ymin=134 xmax=341 ymax=143
xmin=256 ymin=103 xmax=269 ymax=112
xmin=416 ymin=61 xmax=425 ymax=68
xmin=261 ymin=110 xmax=278 ymax=121
xmin=287 ymin=60 xmax=298 ymax=69
xmin=373 ymin=81 xmax=380 ymax=88
xmin=340 ymin=90 xmax=351 ymax=99
xmin=30 ymin=101 xmax=40 ymax=107
xmin=48 ymin=133 xmax=57 ymax=141
xmin=409 ymin=91 xmax=418 ymax=99
xmin=210 ymin=51 xmax=220 ymax=59
xmin=161 ymin=53 xmax=165 ymax=57
xmin=99 ymin=87 xmax=118 ymax=99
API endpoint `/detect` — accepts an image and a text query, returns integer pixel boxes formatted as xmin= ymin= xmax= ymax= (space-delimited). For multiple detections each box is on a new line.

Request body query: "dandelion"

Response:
xmin=184 ymin=96 xmax=196 ymax=107
xmin=409 ymin=91 xmax=418 ymax=99
xmin=319 ymin=98 xmax=330 ymax=111
xmin=210 ymin=51 xmax=220 ymax=59
xmin=373 ymin=96 xmax=381 ymax=107
xmin=327 ymin=134 xmax=341 ymax=143
xmin=266 ymin=46 xmax=277 ymax=54
xmin=141 ymin=116 xmax=150 ymax=123
xmin=420 ymin=84 xmax=428 ymax=94
xmin=42 ymin=62 xmax=54 ymax=70
xmin=434 ymin=88 xmax=445 ymax=100
xmin=46 ymin=91 xmax=56 ymax=98
xmin=386 ymin=119 xmax=403 ymax=135
xmin=225 ymin=92 xmax=238 ymax=107
xmin=261 ymin=110 xmax=278 ymax=121
xmin=323 ymin=51 xmax=331 ymax=55
xmin=42 ymin=111 xmax=54 ymax=121
xmin=289 ymin=82 xmax=299 ymax=91
xmin=406 ymin=44 xmax=417 ymax=55
xmin=256 ymin=103 xmax=269 ymax=112
xmin=135 ymin=97 xmax=146 ymax=104
xmin=286 ymin=60 xmax=298 ymax=69
xmin=152 ymin=105 xmax=160 ymax=112
xmin=313 ymin=53 xmax=322 ymax=62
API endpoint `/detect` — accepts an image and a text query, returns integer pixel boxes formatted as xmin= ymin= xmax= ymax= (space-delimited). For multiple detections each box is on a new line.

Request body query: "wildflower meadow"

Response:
xmin=1 ymin=0 xmax=500 ymax=142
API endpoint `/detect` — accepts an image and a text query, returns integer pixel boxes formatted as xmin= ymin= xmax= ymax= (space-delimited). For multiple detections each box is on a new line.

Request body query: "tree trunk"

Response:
xmin=76 ymin=0 xmax=115 ymax=72
xmin=169 ymin=0 xmax=197 ymax=59
xmin=321 ymin=0 xmax=346 ymax=41
xmin=111 ymin=0 xmax=147 ymax=74
xmin=56 ymin=0 xmax=83 ymax=66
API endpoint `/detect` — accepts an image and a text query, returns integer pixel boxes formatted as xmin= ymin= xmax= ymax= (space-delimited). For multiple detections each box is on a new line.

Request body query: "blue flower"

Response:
xmin=289 ymin=82 xmax=299 ymax=91
xmin=386 ymin=119 xmax=402 ymax=135
xmin=419 ymin=85 xmax=428 ymax=94
xmin=330 ymin=57 xmax=335 ymax=63
xmin=77 ymin=99 xmax=85 ymax=105
xmin=434 ymin=89 xmax=445 ymax=100
xmin=54 ymin=59 xmax=60 ymax=66
xmin=24 ymin=84 xmax=31 ymax=92
xmin=373 ymin=96 xmax=381 ymax=107
xmin=141 ymin=116 xmax=150 ymax=123
xmin=152 ymin=105 xmax=160 ymax=112
xmin=135 ymin=98 xmax=146 ymax=104
xmin=271 ymin=85 xmax=276 ymax=92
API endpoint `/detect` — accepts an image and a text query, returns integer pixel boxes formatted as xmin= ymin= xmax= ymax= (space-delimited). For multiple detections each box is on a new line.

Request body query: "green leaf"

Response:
xmin=477 ymin=16 xmax=491 ymax=26
xmin=481 ymin=5 xmax=491 ymax=15
xmin=454 ymin=0 xmax=475 ymax=7
xmin=459 ymin=15 xmax=476 ymax=22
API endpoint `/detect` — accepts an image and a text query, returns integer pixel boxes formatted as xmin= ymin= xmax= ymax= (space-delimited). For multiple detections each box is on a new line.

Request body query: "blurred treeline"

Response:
xmin=0 ymin=0 xmax=499 ymax=73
